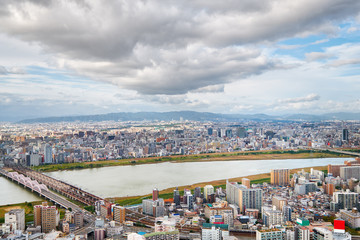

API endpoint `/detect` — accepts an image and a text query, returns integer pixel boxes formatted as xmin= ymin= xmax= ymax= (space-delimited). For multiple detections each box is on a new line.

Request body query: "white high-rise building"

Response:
xmin=204 ymin=185 xmax=214 ymax=199
xmin=5 ymin=209 xmax=25 ymax=231
xmin=226 ymin=180 xmax=262 ymax=213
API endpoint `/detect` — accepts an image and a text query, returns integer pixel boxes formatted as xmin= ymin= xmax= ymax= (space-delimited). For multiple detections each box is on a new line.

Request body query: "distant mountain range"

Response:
xmin=17 ymin=111 xmax=360 ymax=123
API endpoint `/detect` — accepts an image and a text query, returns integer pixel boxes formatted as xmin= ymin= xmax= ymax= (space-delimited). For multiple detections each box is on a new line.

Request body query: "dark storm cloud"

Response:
xmin=0 ymin=0 xmax=359 ymax=94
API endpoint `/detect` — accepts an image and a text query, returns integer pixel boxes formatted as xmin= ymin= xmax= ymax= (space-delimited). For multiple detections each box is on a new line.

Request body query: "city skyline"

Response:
xmin=1 ymin=0 xmax=360 ymax=121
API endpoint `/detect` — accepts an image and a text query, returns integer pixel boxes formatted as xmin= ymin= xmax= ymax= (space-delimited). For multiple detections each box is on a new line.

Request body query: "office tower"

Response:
xmin=225 ymin=129 xmax=232 ymax=138
xmin=242 ymin=178 xmax=250 ymax=189
xmin=44 ymin=143 xmax=53 ymax=164
xmin=74 ymin=211 xmax=84 ymax=228
xmin=340 ymin=166 xmax=360 ymax=180
xmin=5 ymin=209 xmax=25 ymax=231
xmin=236 ymin=127 xmax=247 ymax=138
xmin=207 ymin=128 xmax=213 ymax=136
xmin=113 ymin=205 xmax=125 ymax=224
xmin=186 ymin=194 xmax=194 ymax=210
xmin=153 ymin=188 xmax=159 ymax=201
xmin=34 ymin=202 xmax=58 ymax=233
xmin=173 ymin=187 xmax=180 ymax=206
xmin=330 ymin=190 xmax=359 ymax=212
xmin=194 ymin=187 xmax=201 ymax=199
xmin=271 ymin=169 xmax=290 ymax=186
xmin=226 ymin=180 xmax=262 ymax=213
xmin=204 ymin=185 xmax=214 ymax=200
xmin=342 ymin=129 xmax=349 ymax=141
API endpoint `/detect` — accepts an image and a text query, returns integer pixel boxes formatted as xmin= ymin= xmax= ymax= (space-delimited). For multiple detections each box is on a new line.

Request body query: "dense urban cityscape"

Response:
xmin=0 ymin=120 xmax=359 ymax=166
xmin=1 ymin=120 xmax=360 ymax=239
xmin=1 ymin=0 xmax=360 ymax=239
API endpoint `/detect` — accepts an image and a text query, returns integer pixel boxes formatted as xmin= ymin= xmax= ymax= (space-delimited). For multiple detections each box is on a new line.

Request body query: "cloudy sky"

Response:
xmin=1 ymin=0 xmax=360 ymax=121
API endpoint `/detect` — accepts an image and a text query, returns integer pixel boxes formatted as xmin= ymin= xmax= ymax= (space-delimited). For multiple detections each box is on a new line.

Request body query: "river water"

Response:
xmin=0 ymin=157 xmax=351 ymax=205
xmin=0 ymin=176 xmax=41 ymax=205
xmin=45 ymin=157 xmax=349 ymax=198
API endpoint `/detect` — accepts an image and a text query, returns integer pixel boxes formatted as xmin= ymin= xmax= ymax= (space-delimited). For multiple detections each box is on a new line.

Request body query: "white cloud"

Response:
xmin=0 ymin=0 xmax=359 ymax=95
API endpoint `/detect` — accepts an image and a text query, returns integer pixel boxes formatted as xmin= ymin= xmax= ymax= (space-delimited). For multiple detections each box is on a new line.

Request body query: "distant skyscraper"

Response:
xmin=207 ymin=128 xmax=213 ymax=136
xmin=271 ymin=169 xmax=290 ymax=186
xmin=44 ymin=144 xmax=52 ymax=164
xmin=342 ymin=129 xmax=349 ymax=141
xmin=173 ymin=187 xmax=180 ymax=206
xmin=153 ymin=188 xmax=159 ymax=201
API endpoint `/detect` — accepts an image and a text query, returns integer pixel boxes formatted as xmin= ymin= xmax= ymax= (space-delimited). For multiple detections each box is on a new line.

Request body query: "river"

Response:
xmin=45 ymin=157 xmax=349 ymax=198
xmin=0 ymin=157 xmax=351 ymax=205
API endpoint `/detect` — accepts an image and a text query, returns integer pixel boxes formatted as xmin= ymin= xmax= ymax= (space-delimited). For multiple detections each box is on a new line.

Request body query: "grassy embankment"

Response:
xmin=32 ymin=149 xmax=348 ymax=172
xmin=108 ymin=166 xmax=328 ymax=206
xmin=0 ymin=201 xmax=66 ymax=224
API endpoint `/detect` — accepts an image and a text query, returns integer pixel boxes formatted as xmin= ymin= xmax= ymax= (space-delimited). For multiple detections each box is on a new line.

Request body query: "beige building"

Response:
xmin=33 ymin=202 xmax=58 ymax=233
xmin=271 ymin=169 xmax=290 ymax=186
xmin=340 ymin=209 xmax=360 ymax=229
xmin=272 ymin=196 xmax=287 ymax=211
xmin=242 ymin=178 xmax=251 ymax=189
xmin=113 ymin=205 xmax=126 ymax=224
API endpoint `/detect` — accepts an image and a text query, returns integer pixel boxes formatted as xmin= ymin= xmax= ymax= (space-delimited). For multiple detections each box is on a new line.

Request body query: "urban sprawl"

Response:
xmin=1 ymin=120 xmax=360 ymax=240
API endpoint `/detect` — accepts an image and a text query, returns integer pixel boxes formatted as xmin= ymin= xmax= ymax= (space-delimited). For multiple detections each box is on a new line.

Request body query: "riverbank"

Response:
xmin=32 ymin=149 xmax=346 ymax=172
xmin=108 ymin=165 xmax=328 ymax=206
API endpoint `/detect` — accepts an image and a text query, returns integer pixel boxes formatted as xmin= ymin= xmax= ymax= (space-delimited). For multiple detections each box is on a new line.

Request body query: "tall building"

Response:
xmin=44 ymin=143 xmax=53 ymax=164
xmin=113 ymin=205 xmax=126 ymax=224
xmin=153 ymin=188 xmax=159 ymax=201
xmin=142 ymin=199 xmax=165 ymax=217
xmin=342 ymin=129 xmax=349 ymax=141
xmin=242 ymin=178 xmax=250 ymax=189
xmin=271 ymin=169 xmax=290 ymax=186
xmin=74 ymin=211 xmax=84 ymax=228
xmin=207 ymin=128 xmax=213 ymax=136
xmin=5 ymin=209 xmax=25 ymax=231
xmin=204 ymin=185 xmax=214 ymax=200
xmin=340 ymin=166 xmax=360 ymax=180
xmin=330 ymin=190 xmax=359 ymax=212
xmin=226 ymin=180 xmax=262 ymax=213
xmin=194 ymin=187 xmax=201 ymax=199
xmin=173 ymin=188 xmax=180 ymax=206
xmin=34 ymin=202 xmax=58 ymax=233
